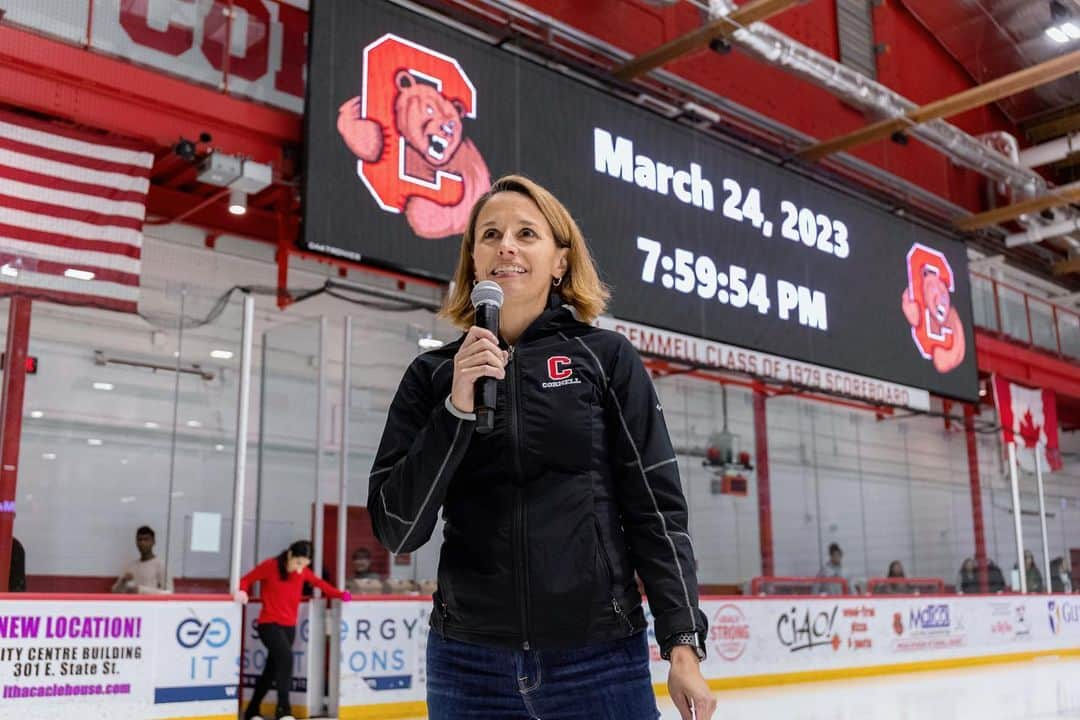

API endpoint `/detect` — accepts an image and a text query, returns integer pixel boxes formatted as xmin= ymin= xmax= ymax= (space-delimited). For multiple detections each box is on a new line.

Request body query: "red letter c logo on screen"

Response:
xmin=547 ymin=356 xmax=573 ymax=381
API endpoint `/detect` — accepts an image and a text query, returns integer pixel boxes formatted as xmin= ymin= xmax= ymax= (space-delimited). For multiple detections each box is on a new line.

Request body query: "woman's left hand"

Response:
xmin=667 ymin=647 xmax=716 ymax=720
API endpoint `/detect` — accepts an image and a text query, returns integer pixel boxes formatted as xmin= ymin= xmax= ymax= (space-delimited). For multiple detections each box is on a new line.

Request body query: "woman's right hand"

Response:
xmin=450 ymin=326 xmax=508 ymax=414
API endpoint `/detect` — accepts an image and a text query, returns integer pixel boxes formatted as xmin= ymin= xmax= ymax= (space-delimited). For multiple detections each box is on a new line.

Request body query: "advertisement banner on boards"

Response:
xmin=0 ymin=599 xmax=240 ymax=720
xmin=327 ymin=595 xmax=1080 ymax=713
xmin=336 ymin=600 xmax=429 ymax=713
xmin=305 ymin=0 xmax=978 ymax=402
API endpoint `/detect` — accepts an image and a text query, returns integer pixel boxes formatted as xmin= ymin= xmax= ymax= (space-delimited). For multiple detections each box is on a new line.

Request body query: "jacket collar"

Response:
xmin=515 ymin=292 xmax=579 ymax=345
xmin=445 ymin=293 xmax=579 ymax=351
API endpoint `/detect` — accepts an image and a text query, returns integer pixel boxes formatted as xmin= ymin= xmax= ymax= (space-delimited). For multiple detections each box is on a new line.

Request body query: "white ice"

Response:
xmin=386 ymin=657 xmax=1080 ymax=719
xmin=657 ymin=658 xmax=1080 ymax=720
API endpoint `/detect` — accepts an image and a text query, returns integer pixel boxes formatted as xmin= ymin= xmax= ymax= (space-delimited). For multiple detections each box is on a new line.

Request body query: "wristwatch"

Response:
xmin=660 ymin=631 xmax=706 ymax=662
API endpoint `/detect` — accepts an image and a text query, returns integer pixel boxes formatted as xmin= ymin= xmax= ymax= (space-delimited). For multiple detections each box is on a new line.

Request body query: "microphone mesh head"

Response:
xmin=471 ymin=280 xmax=504 ymax=308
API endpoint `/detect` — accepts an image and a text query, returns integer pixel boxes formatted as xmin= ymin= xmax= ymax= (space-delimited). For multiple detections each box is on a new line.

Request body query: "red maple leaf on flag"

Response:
xmin=1018 ymin=410 xmax=1041 ymax=449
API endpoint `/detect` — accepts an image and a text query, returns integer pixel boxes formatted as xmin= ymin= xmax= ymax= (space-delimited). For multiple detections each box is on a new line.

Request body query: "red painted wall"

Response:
xmin=520 ymin=0 xmax=1019 ymax=213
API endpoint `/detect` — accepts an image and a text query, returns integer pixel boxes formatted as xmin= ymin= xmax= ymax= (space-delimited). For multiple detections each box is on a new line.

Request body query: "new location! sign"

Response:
xmin=305 ymin=0 xmax=978 ymax=402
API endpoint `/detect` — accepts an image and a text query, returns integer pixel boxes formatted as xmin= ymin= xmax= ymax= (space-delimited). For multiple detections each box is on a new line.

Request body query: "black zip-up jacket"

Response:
xmin=368 ymin=295 xmax=708 ymax=653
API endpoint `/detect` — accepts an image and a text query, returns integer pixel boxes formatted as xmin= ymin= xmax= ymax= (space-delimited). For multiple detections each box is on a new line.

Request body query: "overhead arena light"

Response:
xmin=1046 ymin=0 xmax=1079 ymax=43
xmin=228 ymin=189 xmax=247 ymax=216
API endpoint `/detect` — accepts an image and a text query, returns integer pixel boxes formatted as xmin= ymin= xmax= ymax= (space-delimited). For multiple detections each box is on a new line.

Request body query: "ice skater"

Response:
xmin=235 ymin=540 xmax=350 ymax=720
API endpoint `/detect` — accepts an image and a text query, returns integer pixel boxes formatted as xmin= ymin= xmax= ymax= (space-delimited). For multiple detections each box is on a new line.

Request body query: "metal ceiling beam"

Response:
xmin=799 ymin=49 xmax=1080 ymax=161
xmin=613 ymin=0 xmax=801 ymax=81
xmin=954 ymin=182 xmax=1080 ymax=232
xmin=1025 ymin=105 xmax=1080 ymax=144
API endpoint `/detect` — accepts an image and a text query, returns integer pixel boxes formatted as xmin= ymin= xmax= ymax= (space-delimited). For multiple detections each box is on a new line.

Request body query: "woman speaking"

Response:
xmin=369 ymin=176 xmax=714 ymax=720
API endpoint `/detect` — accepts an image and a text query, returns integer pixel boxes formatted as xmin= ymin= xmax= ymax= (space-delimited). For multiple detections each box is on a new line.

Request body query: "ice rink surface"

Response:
xmin=655 ymin=658 xmax=1080 ymax=720
xmin=386 ymin=657 xmax=1080 ymax=719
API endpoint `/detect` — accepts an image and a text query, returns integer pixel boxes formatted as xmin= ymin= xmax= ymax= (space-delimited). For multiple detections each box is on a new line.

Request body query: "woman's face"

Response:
xmin=962 ymin=559 xmax=975 ymax=574
xmin=889 ymin=562 xmax=904 ymax=578
xmin=471 ymin=192 xmax=567 ymax=308
xmin=286 ymin=554 xmax=311 ymax=574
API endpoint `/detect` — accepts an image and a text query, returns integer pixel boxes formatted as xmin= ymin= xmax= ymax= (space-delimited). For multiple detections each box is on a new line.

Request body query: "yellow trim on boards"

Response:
xmin=248 ymin=702 xmax=310 ymax=718
xmin=655 ymin=646 xmax=1080 ymax=694
xmin=162 ymin=716 xmax=238 ymax=720
xmin=339 ymin=701 xmax=429 ymax=719
xmin=338 ymin=647 xmax=1080 ymax=718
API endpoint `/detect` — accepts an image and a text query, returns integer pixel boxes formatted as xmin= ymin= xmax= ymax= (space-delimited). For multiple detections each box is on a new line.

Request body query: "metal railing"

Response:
xmin=866 ymin=577 xmax=946 ymax=595
xmin=749 ymin=576 xmax=849 ymax=596
xmin=971 ymin=272 xmax=1079 ymax=360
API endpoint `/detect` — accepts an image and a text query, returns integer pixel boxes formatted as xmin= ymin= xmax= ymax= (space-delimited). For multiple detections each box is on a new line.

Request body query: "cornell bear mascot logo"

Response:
xmin=337 ymin=34 xmax=491 ymax=239
xmin=901 ymin=243 xmax=966 ymax=373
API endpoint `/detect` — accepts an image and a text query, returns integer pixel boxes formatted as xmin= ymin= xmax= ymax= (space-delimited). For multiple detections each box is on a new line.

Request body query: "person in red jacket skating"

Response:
xmin=235 ymin=540 xmax=350 ymax=720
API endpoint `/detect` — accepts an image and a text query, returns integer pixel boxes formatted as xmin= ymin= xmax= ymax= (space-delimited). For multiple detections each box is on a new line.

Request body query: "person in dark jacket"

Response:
xmin=369 ymin=175 xmax=714 ymax=720
xmin=1020 ymin=549 xmax=1045 ymax=593
xmin=1051 ymin=556 xmax=1074 ymax=594
xmin=987 ymin=560 xmax=1007 ymax=592
xmin=875 ymin=560 xmax=910 ymax=594
xmin=957 ymin=557 xmax=980 ymax=594
xmin=8 ymin=537 xmax=25 ymax=592
xmin=236 ymin=540 xmax=349 ymax=720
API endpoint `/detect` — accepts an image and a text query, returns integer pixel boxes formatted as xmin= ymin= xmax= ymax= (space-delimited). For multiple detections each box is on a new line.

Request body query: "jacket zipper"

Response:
xmin=507 ymin=344 xmax=531 ymax=650
xmin=594 ymin=518 xmax=634 ymax=634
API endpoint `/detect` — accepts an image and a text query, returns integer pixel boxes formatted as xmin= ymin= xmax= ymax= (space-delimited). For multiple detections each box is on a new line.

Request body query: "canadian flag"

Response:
xmin=991 ymin=374 xmax=1063 ymax=472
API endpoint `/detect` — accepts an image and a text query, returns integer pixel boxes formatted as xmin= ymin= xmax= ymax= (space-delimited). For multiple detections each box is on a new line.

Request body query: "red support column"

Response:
xmin=964 ymin=403 xmax=989 ymax=593
xmin=0 ymin=296 xmax=32 ymax=590
xmin=753 ymin=386 xmax=774 ymax=577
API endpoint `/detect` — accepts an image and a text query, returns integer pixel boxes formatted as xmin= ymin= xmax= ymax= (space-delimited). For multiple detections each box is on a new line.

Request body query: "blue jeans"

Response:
xmin=426 ymin=630 xmax=660 ymax=719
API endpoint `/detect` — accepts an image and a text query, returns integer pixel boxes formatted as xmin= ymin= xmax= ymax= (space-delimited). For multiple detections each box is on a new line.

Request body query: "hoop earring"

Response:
xmin=473 ymin=279 xmax=479 ymax=286
xmin=552 ymin=277 xmax=562 ymax=287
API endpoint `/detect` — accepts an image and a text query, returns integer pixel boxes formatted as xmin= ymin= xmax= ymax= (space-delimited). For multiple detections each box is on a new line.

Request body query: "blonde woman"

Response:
xmin=370 ymin=176 xmax=714 ymax=720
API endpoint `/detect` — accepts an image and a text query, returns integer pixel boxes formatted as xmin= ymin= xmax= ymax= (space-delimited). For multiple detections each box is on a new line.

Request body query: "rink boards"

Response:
xmin=330 ymin=593 xmax=1080 ymax=719
xmin=1 ymin=593 xmax=1078 ymax=720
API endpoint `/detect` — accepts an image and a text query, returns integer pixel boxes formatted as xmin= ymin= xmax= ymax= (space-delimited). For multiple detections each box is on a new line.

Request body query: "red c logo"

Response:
xmin=548 ymin=356 xmax=572 ymax=381
xmin=359 ymin=34 xmax=476 ymax=214
xmin=905 ymin=244 xmax=956 ymax=359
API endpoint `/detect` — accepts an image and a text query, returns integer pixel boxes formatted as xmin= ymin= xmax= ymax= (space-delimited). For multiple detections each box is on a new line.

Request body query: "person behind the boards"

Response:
xmin=369 ymin=175 xmax=715 ymax=720
xmin=235 ymin=540 xmax=350 ymax=720
xmin=112 ymin=525 xmax=171 ymax=594
xmin=346 ymin=546 xmax=385 ymax=595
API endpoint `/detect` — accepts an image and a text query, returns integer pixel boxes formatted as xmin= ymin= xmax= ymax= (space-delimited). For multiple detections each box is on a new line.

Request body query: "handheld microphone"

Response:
xmin=470 ymin=280 xmax=504 ymax=434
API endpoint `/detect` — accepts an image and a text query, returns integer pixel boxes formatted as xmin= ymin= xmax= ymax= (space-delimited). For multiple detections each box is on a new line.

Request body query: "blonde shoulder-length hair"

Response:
xmin=440 ymin=175 xmax=610 ymax=329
